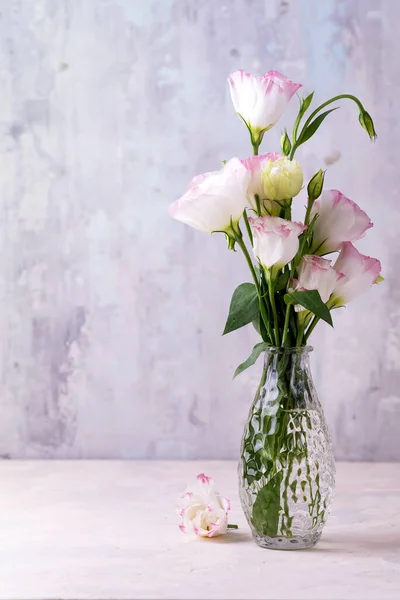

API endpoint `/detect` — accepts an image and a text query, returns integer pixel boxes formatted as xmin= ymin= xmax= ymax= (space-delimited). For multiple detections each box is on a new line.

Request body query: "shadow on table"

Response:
xmin=204 ymin=530 xmax=253 ymax=544
xmin=200 ymin=529 xmax=400 ymax=552
xmin=316 ymin=530 xmax=400 ymax=556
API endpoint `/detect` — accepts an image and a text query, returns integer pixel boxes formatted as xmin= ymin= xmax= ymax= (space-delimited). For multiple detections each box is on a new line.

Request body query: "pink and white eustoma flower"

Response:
xmin=177 ymin=474 xmax=231 ymax=538
xmin=249 ymin=215 xmax=306 ymax=271
xmin=331 ymin=242 xmax=382 ymax=306
xmin=310 ymin=190 xmax=373 ymax=255
xmin=228 ymin=70 xmax=301 ymax=143
xmin=294 ymin=255 xmax=344 ymax=311
xmin=242 ymin=153 xmax=303 ymax=214
xmin=168 ymin=158 xmax=250 ymax=234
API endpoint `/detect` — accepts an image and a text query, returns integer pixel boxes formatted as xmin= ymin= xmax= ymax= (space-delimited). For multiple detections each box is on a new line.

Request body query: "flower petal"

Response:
xmin=197 ymin=473 xmax=212 ymax=485
xmin=249 ymin=215 xmax=306 ymax=269
xmin=310 ymin=190 xmax=373 ymax=255
xmin=332 ymin=242 xmax=381 ymax=304
xmin=169 ymin=158 xmax=250 ymax=233
xmin=295 ymin=255 xmax=344 ymax=304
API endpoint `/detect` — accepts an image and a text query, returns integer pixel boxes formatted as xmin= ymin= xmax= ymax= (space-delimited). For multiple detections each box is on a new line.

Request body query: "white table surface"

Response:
xmin=0 ymin=461 xmax=399 ymax=600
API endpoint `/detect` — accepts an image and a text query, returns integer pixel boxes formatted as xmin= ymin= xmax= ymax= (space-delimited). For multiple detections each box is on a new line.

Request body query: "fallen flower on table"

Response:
xmin=176 ymin=473 xmax=238 ymax=537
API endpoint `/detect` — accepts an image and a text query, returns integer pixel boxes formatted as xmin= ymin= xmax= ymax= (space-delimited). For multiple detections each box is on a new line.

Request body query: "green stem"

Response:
xmin=289 ymin=144 xmax=298 ymax=161
xmin=292 ymin=108 xmax=302 ymax=149
xmin=288 ymin=196 xmax=312 ymax=283
xmin=243 ymin=210 xmax=253 ymax=245
xmin=266 ymin=271 xmax=280 ymax=347
xmin=304 ymin=195 xmax=314 ymax=227
xmin=304 ymin=94 xmax=364 ymax=131
xmin=296 ymin=319 xmax=306 ymax=347
xmin=255 ymin=362 xmax=267 ymax=399
xmin=304 ymin=315 xmax=320 ymax=342
xmin=227 ymin=524 xmax=238 ymax=530
xmin=252 ymin=142 xmax=259 ymax=156
xmin=290 ymin=94 xmax=365 ymax=160
xmin=235 ymin=235 xmax=272 ymax=342
xmin=290 ymin=311 xmax=298 ymax=341
xmin=259 ymin=271 xmax=274 ymax=343
xmin=305 ymin=453 xmax=315 ymax=517
xmin=235 ymin=235 xmax=259 ymax=291
xmin=284 ymin=201 xmax=292 ymax=222
xmin=281 ymin=303 xmax=292 ymax=346
xmin=289 ymin=198 xmax=312 ymax=280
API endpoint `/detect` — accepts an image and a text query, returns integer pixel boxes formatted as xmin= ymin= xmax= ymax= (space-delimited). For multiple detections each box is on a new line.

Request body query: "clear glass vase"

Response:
xmin=238 ymin=346 xmax=335 ymax=550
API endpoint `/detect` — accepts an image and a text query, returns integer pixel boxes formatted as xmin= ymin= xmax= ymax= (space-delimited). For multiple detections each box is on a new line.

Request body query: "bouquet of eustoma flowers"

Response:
xmin=169 ymin=69 xmax=382 ymax=375
xmin=168 ymin=70 xmax=383 ymax=551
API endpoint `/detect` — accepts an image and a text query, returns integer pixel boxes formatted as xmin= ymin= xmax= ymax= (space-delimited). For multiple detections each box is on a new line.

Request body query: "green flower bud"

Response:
xmin=359 ymin=110 xmax=377 ymax=140
xmin=307 ymin=169 xmax=325 ymax=201
xmin=280 ymin=129 xmax=291 ymax=156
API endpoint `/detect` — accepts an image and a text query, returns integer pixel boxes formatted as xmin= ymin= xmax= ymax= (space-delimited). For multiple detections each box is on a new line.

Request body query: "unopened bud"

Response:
xmin=359 ymin=110 xmax=377 ymax=140
xmin=281 ymin=130 xmax=292 ymax=156
xmin=307 ymin=169 xmax=325 ymax=201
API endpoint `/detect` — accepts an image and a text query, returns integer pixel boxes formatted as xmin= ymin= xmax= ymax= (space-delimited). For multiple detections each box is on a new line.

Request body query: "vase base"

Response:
xmin=252 ymin=532 xmax=321 ymax=550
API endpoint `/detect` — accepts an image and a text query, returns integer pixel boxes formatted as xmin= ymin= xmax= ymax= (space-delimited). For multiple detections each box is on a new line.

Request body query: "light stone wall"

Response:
xmin=0 ymin=0 xmax=398 ymax=459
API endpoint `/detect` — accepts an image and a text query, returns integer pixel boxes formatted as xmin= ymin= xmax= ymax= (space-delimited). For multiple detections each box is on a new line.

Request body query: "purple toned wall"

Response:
xmin=0 ymin=0 xmax=397 ymax=459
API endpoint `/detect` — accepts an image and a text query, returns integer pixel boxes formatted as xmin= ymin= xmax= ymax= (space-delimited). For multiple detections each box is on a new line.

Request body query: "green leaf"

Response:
xmin=252 ymin=314 xmax=261 ymax=335
xmin=275 ymin=271 xmax=290 ymax=291
xmin=284 ymin=289 xmax=333 ymax=326
xmin=297 ymin=108 xmax=339 ymax=145
xmin=299 ymin=92 xmax=314 ymax=118
xmin=233 ymin=342 xmax=269 ymax=379
xmin=251 ymin=471 xmax=284 ymax=537
xmin=223 ymin=283 xmax=259 ymax=335
xmin=252 ymin=311 xmax=270 ymax=343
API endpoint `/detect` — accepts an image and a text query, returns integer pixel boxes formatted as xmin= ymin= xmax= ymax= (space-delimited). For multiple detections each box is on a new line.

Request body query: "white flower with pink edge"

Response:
xmin=294 ymin=255 xmax=344 ymax=307
xmin=168 ymin=158 xmax=250 ymax=234
xmin=310 ymin=190 xmax=373 ymax=255
xmin=249 ymin=216 xmax=306 ymax=271
xmin=177 ymin=474 xmax=231 ymax=538
xmin=228 ymin=69 xmax=301 ymax=143
xmin=331 ymin=242 xmax=382 ymax=305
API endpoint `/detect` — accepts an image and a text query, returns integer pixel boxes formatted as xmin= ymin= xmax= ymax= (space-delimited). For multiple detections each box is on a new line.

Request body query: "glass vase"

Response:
xmin=238 ymin=346 xmax=335 ymax=550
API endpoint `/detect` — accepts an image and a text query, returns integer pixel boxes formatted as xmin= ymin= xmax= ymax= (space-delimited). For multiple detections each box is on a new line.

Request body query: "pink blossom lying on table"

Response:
xmin=177 ymin=474 xmax=236 ymax=538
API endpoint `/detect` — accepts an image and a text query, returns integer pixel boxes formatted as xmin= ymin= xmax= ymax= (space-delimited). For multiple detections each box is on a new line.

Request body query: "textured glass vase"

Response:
xmin=239 ymin=347 xmax=335 ymax=550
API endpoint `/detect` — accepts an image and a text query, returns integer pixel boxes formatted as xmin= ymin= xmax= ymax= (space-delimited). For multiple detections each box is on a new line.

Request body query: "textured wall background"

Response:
xmin=0 ymin=0 xmax=397 ymax=459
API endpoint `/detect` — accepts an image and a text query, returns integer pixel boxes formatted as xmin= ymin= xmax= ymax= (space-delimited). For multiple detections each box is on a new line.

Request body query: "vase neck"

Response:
xmin=264 ymin=346 xmax=313 ymax=371
xmin=259 ymin=346 xmax=315 ymax=410
xmin=265 ymin=346 xmax=313 ymax=356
